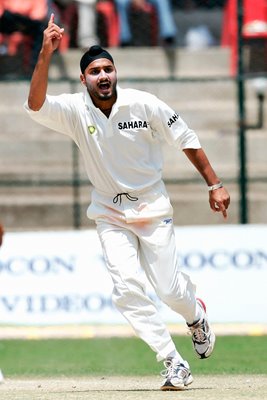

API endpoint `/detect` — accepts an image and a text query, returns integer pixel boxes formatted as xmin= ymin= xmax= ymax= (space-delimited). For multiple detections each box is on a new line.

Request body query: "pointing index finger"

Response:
xmin=222 ymin=208 xmax=228 ymax=219
xmin=48 ymin=13 xmax=54 ymax=26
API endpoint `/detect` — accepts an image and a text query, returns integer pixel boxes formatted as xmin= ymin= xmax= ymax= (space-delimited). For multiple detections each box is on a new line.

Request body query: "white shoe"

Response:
xmin=188 ymin=298 xmax=216 ymax=359
xmin=160 ymin=359 xmax=193 ymax=391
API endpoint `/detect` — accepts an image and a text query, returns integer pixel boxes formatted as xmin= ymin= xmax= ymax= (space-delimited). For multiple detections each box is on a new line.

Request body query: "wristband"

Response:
xmin=208 ymin=182 xmax=223 ymax=191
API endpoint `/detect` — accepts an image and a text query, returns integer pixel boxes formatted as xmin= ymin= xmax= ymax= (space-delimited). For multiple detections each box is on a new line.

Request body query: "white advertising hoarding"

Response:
xmin=0 ymin=225 xmax=266 ymax=325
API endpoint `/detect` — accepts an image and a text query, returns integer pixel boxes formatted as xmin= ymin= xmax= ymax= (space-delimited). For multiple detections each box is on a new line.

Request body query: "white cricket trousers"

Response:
xmin=96 ymin=216 xmax=198 ymax=362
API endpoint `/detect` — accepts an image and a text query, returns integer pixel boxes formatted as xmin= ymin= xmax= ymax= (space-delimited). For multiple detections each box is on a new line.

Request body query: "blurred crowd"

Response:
xmin=0 ymin=0 xmax=226 ymax=75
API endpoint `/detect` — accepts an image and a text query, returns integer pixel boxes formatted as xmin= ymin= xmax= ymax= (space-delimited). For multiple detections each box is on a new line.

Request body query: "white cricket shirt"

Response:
xmin=24 ymin=86 xmax=200 ymax=193
xmin=25 ymin=86 xmax=201 ymax=221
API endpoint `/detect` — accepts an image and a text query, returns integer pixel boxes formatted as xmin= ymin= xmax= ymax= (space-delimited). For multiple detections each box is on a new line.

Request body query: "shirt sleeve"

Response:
xmin=150 ymin=96 xmax=201 ymax=150
xmin=24 ymin=93 xmax=80 ymax=143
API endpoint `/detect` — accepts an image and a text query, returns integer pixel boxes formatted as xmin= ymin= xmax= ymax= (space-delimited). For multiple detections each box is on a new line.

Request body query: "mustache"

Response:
xmin=98 ymin=78 xmax=111 ymax=85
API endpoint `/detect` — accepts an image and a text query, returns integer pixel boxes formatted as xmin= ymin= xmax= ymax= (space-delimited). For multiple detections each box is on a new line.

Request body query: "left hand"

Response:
xmin=209 ymin=187 xmax=230 ymax=219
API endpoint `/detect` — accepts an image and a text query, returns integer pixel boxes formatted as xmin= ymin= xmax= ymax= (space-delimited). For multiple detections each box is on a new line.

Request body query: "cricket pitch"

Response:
xmin=0 ymin=375 xmax=267 ymax=400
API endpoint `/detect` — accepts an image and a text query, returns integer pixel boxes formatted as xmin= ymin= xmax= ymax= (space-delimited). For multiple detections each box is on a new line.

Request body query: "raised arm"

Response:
xmin=183 ymin=148 xmax=230 ymax=219
xmin=28 ymin=14 xmax=64 ymax=111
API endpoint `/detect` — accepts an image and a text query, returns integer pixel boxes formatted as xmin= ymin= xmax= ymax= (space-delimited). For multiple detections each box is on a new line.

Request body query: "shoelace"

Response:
xmin=188 ymin=320 xmax=209 ymax=343
xmin=160 ymin=360 xmax=187 ymax=379
xmin=161 ymin=360 xmax=174 ymax=378
xmin=112 ymin=192 xmax=138 ymax=206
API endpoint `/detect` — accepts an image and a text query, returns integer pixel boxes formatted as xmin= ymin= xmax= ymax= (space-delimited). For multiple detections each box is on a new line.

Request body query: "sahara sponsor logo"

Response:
xmin=167 ymin=112 xmax=179 ymax=128
xmin=118 ymin=120 xmax=149 ymax=130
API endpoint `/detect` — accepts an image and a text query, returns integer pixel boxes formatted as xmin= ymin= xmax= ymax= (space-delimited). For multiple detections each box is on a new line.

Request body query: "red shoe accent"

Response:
xmin=196 ymin=298 xmax=206 ymax=313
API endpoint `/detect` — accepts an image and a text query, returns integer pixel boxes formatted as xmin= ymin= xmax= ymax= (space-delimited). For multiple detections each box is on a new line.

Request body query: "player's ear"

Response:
xmin=80 ymin=73 xmax=86 ymax=86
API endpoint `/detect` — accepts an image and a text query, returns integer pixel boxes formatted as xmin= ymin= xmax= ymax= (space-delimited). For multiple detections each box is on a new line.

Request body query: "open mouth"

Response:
xmin=98 ymin=82 xmax=110 ymax=92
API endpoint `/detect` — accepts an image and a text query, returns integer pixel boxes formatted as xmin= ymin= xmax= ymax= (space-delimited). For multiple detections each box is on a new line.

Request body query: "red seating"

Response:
xmin=96 ymin=0 xmax=120 ymax=47
xmin=221 ymin=0 xmax=267 ymax=75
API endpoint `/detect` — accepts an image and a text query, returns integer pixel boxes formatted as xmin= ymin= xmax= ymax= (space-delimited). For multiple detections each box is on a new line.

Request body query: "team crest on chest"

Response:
xmin=88 ymin=125 xmax=96 ymax=135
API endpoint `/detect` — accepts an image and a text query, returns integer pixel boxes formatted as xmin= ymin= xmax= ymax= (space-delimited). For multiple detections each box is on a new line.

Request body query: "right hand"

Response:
xmin=42 ymin=13 xmax=64 ymax=54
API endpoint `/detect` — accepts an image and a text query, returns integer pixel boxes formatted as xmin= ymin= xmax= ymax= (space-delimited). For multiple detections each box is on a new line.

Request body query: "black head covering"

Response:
xmin=80 ymin=45 xmax=114 ymax=74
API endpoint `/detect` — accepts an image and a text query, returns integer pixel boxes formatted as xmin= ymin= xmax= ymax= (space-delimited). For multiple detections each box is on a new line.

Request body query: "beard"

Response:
xmin=86 ymin=77 xmax=117 ymax=102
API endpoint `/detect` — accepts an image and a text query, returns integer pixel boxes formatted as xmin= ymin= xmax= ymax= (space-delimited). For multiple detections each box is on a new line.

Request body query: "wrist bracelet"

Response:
xmin=208 ymin=182 xmax=223 ymax=191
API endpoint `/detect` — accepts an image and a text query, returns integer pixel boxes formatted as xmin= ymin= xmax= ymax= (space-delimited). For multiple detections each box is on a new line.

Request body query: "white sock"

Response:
xmin=166 ymin=350 xmax=185 ymax=364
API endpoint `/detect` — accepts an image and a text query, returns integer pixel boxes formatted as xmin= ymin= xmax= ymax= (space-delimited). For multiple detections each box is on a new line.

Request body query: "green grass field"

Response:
xmin=0 ymin=335 xmax=266 ymax=377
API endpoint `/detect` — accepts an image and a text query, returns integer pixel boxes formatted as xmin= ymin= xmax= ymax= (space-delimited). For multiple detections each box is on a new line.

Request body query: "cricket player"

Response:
xmin=24 ymin=14 xmax=230 ymax=390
